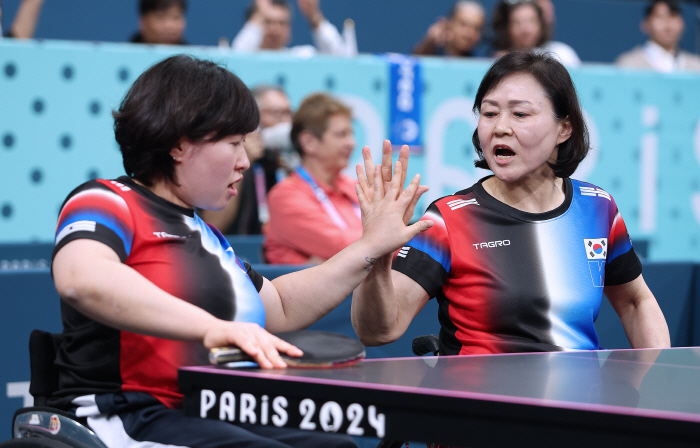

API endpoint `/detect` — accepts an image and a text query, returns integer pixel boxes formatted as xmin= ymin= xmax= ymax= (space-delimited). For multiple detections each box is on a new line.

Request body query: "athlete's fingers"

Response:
xmin=386 ymin=160 xmax=403 ymax=200
xmin=362 ymin=146 xmax=376 ymax=189
xmin=381 ymin=140 xmax=393 ymax=184
xmin=255 ymin=334 xmax=293 ymax=369
xmin=356 ymin=163 xmax=371 ymax=200
xmin=372 ymin=165 xmax=385 ymax=204
xmin=403 ymin=183 xmax=429 ymax=225
xmin=406 ymin=219 xmax=434 ymax=239
xmin=397 ymin=144 xmax=409 ymax=192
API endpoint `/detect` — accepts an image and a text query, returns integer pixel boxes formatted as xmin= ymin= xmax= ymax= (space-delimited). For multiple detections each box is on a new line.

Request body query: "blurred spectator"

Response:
xmin=231 ymin=0 xmax=356 ymax=56
xmin=200 ymin=85 xmax=295 ymax=235
xmin=1 ymin=0 xmax=44 ymax=38
xmin=413 ymin=0 xmax=485 ymax=57
xmin=130 ymin=0 xmax=187 ymax=45
xmin=616 ymin=0 xmax=700 ymax=72
xmin=492 ymin=0 xmax=580 ymax=67
xmin=264 ymin=93 xmax=361 ymax=264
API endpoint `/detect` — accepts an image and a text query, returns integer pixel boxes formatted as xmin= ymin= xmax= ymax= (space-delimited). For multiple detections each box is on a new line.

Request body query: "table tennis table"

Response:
xmin=179 ymin=347 xmax=700 ymax=447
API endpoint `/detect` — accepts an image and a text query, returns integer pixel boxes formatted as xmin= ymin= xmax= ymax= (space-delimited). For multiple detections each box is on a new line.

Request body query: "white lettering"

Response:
xmin=346 ymin=404 xmax=365 ymax=436
xmin=200 ymin=390 xmax=216 ymax=418
xmin=319 ymin=401 xmax=343 ymax=433
xmin=473 ymin=239 xmax=511 ymax=249
xmin=261 ymin=395 xmax=269 ymax=425
xmin=240 ymin=393 xmax=257 ymax=424
xmin=219 ymin=392 xmax=235 ymax=421
xmin=368 ymin=406 xmax=386 ymax=438
xmin=272 ymin=396 xmax=288 ymax=427
xmin=396 ymin=62 xmax=415 ymax=112
xmin=299 ymin=399 xmax=317 ymax=430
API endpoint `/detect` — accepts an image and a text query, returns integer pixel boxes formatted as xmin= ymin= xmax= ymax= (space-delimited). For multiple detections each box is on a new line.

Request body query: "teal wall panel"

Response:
xmin=1 ymin=40 xmax=700 ymax=261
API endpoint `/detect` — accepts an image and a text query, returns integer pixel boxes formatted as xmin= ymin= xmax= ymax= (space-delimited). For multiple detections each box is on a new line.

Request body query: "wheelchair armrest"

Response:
xmin=12 ymin=407 xmax=108 ymax=448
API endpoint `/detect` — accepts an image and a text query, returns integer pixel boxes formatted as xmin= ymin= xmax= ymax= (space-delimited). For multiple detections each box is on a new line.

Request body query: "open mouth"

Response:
xmin=494 ymin=145 xmax=515 ymax=161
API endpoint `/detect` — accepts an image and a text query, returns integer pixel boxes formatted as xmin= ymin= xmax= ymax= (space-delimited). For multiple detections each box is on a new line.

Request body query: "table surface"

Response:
xmin=179 ymin=347 xmax=700 ymax=447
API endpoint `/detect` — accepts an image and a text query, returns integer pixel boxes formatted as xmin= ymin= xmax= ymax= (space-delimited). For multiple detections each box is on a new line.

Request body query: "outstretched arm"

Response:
xmin=10 ymin=0 xmax=44 ymax=39
xmin=53 ymin=239 xmax=301 ymax=368
xmin=351 ymin=141 xmax=434 ymax=346
xmin=261 ymin=154 xmax=432 ymax=332
xmin=604 ymin=274 xmax=670 ymax=348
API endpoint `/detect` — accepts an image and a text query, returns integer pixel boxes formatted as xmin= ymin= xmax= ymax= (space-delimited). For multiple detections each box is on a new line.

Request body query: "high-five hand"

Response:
xmin=355 ymin=157 xmax=432 ymax=257
xmin=356 ymin=139 xmax=426 ymax=225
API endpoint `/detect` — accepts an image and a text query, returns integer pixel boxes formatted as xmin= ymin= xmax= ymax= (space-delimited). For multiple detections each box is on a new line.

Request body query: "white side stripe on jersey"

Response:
xmin=397 ymin=247 xmax=410 ymax=258
xmin=579 ymin=187 xmax=611 ymax=201
xmin=55 ymin=220 xmax=97 ymax=245
xmin=446 ymin=198 xmax=479 ymax=210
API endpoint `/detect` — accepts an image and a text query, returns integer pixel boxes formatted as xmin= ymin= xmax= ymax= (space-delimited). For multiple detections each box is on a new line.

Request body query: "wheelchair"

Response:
xmin=2 ymin=330 xmax=107 ymax=448
xmin=5 ymin=330 xmax=441 ymax=448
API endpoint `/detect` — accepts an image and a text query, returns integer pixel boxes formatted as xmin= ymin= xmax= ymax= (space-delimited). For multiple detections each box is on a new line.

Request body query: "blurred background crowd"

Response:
xmin=2 ymin=0 xmax=700 ymax=265
xmin=2 ymin=0 xmax=700 ymax=67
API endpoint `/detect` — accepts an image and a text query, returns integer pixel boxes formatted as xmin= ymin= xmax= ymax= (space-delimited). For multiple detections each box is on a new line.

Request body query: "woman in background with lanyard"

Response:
xmin=264 ymin=92 xmax=371 ymax=264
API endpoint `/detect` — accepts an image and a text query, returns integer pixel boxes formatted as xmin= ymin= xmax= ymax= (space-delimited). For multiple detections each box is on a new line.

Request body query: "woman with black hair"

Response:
xmin=352 ymin=51 xmax=669 ymax=356
xmin=491 ymin=0 xmax=581 ymax=67
xmin=50 ymin=54 xmax=429 ymax=447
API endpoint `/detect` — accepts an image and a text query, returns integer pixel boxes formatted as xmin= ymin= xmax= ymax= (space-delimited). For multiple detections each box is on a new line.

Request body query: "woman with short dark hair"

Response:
xmin=491 ymin=0 xmax=581 ymax=67
xmin=353 ymin=51 xmax=670 ymax=356
xmin=50 ymin=54 xmax=429 ymax=448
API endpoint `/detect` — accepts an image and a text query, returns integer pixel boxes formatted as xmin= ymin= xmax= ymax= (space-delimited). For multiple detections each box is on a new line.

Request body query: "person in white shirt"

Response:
xmin=231 ymin=0 xmax=356 ymax=57
xmin=491 ymin=0 xmax=581 ymax=68
xmin=616 ymin=0 xmax=700 ymax=72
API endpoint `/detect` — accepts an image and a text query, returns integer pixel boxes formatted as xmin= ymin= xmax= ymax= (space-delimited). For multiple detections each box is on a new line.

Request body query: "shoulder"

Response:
xmin=267 ymin=174 xmax=313 ymax=207
xmin=60 ymin=179 xmax=129 ymax=207
xmin=571 ymin=178 xmax=615 ymax=204
xmin=680 ymin=50 xmax=700 ymax=70
xmin=427 ymin=183 xmax=480 ymax=216
xmin=615 ymin=46 xmax=646 ymax=66
xmin=541 ymin=41 xmax=581 ymax=67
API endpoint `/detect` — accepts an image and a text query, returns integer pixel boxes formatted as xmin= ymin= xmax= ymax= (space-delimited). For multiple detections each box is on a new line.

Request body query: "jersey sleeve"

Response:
xmin=392 ymin=202 xmax=451 ymax=297
xmin=53 ymin=181 xmax=135 ymax=263
xmin=244 ymin=262 xmax=264 ymax=292
xmin=604 ymin=202 xmax=642 ymax=286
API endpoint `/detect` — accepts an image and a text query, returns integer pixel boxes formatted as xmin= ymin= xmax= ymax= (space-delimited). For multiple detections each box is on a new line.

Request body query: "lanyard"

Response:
xmin=295 ymin=166 xmax=360 ymax=230
xmin=253 ymin=164 xmax=270 ymax=224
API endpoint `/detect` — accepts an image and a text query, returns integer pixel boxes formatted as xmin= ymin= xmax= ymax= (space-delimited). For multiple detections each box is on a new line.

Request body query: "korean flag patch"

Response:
xmin=584 ymin=238 xmax=607 ymax=260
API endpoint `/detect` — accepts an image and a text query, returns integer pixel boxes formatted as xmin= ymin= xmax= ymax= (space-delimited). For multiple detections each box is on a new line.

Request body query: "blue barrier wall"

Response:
xmin=2 ymin=260 xmax=699 ymax=435
xmin=2 ymin=40 xmax=700 ymax=261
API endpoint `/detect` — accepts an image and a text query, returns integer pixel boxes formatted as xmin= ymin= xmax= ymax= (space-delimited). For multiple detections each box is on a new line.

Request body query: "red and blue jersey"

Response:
xmin=50 ymin=177 xmax=266 ymax=410
xmin=393 ymin=177 xmax=641 ymax=355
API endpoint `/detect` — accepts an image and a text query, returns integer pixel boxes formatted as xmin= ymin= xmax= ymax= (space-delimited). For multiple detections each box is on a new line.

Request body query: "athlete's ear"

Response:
xmin=556 ymin=116 xmax=573 ymax=146
xmin=170 ymin=137 xmax=196 ymax=163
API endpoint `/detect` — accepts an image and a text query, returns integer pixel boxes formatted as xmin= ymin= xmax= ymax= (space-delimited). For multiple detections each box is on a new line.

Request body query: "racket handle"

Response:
xmin=209 ymin=347 xmax=252 ymax=365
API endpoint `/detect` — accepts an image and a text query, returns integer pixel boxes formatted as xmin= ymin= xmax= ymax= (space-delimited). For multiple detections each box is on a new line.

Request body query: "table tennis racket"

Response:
xmin=209 ymin=330 xmax=366 ymax=369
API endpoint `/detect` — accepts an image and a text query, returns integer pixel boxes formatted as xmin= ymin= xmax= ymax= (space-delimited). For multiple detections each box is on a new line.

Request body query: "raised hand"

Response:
xmin=356 ymin=139 xmax=424 ymax=225
xmin=355 ymin=159 xmax=432 ymax=257
xmin=297 ymin=0 xmax=323 ymax=28
xmin=203 ymin=321 xmax=303 ymax=369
